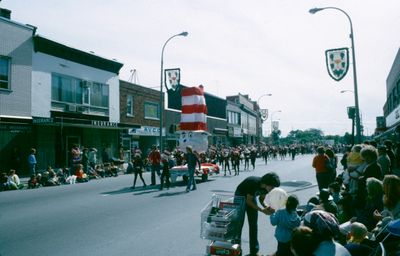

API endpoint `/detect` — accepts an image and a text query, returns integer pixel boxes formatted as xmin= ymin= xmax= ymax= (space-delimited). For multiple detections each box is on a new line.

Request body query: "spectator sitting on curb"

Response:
xmin=75 ymin=164 xmax=89 ymax=183
xmin=7 ymin=169 xmax=24 ymax=190
xmin=1 ymin=172 xmax=8 ymax=191
xmin=28 ymin=174 xmax=39 ymax=189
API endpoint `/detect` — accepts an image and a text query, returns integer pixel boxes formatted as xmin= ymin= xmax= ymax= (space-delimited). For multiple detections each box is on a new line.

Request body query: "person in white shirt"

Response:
xmin=7 ymin=169 xmax=23 ymax=189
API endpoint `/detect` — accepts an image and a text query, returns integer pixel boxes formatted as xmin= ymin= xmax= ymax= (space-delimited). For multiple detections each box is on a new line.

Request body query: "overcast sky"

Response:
xmin=3 ymin=0 xmax=400 ymax=136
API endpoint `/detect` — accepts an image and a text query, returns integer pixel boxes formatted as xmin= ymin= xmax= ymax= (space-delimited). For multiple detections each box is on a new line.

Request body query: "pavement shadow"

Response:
xmin=280 ymin=180 xmax=313 ymax=187
xmin=133 ymin=189 xmax=161 ymax=196
xmin=154 ymin=191 xmax=188 ymax=197
xmin=101 ymin=187 xmax=134 ymax=195
xmin=210 ymin=189 xmax=235 ymax=194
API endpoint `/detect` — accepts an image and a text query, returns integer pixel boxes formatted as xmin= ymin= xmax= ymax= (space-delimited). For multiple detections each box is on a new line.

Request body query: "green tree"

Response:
xmin=271 ymin=129 xmax=281 ymax=144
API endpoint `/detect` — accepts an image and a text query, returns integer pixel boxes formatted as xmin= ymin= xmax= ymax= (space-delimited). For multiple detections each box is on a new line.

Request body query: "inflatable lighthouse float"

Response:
xmin=178 ymin=85 xmax=209 ymax=153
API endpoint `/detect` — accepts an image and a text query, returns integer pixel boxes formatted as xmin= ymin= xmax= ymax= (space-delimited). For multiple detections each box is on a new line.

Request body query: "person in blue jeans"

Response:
xmin=184 ymin=146 xmax=201 ymax=192
xmin=28 ymin=148 xmax=37 ymax=176
xmin=235 ymin=172 xmax=281 ymax=256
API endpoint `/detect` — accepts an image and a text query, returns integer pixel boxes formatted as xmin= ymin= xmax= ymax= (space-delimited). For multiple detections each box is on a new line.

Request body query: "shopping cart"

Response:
xmin=200 ymin=194 xmax=246 ymax=256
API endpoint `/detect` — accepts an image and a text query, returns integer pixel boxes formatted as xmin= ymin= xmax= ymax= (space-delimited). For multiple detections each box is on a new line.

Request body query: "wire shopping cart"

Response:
xmin=200 ymin=194 xmax=246 ymax=256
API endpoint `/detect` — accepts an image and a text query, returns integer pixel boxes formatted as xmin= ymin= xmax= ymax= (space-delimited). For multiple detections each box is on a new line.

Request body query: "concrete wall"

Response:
xmin=0 ymin=18 xmax=33 ymax=118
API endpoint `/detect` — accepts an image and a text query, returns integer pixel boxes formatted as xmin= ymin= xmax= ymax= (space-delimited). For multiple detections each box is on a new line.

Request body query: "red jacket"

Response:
xmin=312 ymin=154 xmax=329 ymax=173
xmin=148 ymin=150 xmax=161 ymax=165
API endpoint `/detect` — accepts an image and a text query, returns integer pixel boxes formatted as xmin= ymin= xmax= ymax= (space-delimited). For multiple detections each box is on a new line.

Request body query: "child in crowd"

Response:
xmin=343 ymin=145 xmax=365 ymax=194
xmin=75 ymin=164 xmax=89 ymax=183
xmin=328 ymin=182 xmax=343 ymax=204
xmin=344 ymin=222 xmax=377 ymax=255
xmin=28 ymin=174 xmax=39 ymax=189
xmin=270 ymin=195 xmax=301 ymax=256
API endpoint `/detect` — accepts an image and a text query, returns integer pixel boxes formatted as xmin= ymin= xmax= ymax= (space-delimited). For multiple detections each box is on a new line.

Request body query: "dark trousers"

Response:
xmin=277 ymin=241 xmax=293 ymax=256
xmin=151 ymin=164 xmax=160 ymax=185
xmin=133 ymin=171 xmax=146 ymax=187
xmin=316 ymin=172 xmax=331 ymax=191
xmin=247 ymin=207 xmax=259 ymax=254
xmin=250 ymin=158 xmax=256 ymax=169
xmin=236 ymin=201 xmax=259 ymax=255
xmin=160 ymin=170 xmax=170 ymax=189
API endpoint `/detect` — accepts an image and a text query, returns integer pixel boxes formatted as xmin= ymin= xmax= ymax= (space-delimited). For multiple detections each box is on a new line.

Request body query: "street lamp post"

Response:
xmin=309 ymin=7 xmax=361 ymax=143
xmin=341 ymin=90 xmax=356 ymax=144
xmin=159 ymin=31 xmax=188 ymax=152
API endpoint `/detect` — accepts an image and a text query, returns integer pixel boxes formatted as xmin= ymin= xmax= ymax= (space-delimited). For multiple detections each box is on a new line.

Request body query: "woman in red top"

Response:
xmin=312 ymin=147 xmax=331 ymax=191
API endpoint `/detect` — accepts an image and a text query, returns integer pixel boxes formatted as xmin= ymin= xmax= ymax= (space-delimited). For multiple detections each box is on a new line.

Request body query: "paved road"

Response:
xmin=0 ymin=154 xmax=325 ymax=256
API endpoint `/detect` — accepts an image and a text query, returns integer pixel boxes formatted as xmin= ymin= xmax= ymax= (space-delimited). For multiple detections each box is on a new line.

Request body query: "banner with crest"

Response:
xmin=325 ymin=48 xmax=349 ymax=81
xmin=164 ymin=68 xmax=181 ymax=91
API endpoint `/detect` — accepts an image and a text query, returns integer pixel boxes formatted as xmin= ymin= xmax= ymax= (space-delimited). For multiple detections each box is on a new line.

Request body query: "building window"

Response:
xmin=51 ymin=73 xmax=109 ymax=108
xmin=144 ymin=101 xmax=159 ymax=119
xmin=0 ymin=56 xmax=11 ymax=90
xmin=227 ymin=110 xmax=240 ymax=125
xmin=127 ymin=95 xmax=134 ymax=116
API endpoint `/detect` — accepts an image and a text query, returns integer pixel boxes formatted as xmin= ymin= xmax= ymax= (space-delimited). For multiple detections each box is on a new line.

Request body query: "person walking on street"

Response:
xmin=184 ymin=146 xmax=201 ymax=192
xmin=160 ymin=153 xmax=171 ymax=190
xmin=235 ymin=172 xmax=281 ymax=256
xmin=129 ymin=154 xmax=146 ymax=189
xmin=312 ymin=147 xmax=331 ymax=191
xmin=148 ymin=145 xmax=161 ymax=186
xmin=250 ymin=148 xmax=257 ymax=170
xmin=28 ymin=148 xmax=37 ymax=176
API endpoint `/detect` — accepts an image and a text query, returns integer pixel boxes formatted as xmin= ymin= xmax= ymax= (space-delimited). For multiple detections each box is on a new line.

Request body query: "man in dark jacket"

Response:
xmin=235 ymin=172 xmax=281 ymax=256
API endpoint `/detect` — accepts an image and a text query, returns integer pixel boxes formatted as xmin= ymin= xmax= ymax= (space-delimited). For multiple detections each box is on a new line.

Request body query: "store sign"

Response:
xmin=233 ymin=127 xmax=242 ymax=137
xmin=33 ymin=117 xmax=53 ymax=124
xmin=91 ymin=120 xmax=117 ymax=127
xmin=128 ymin=126 xmax=166 ymax=136
xmin=0 ymin=124 xmax=31 ymax=133
xmin=386 ymin=105 xmax=400 ymax=128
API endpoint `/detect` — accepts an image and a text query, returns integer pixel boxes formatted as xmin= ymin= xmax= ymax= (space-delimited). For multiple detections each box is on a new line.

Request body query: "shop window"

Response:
xmin=0 ymin=56 xmax=11 ymax=90
xmin=144 ymin=101 xmax=159 ymax=120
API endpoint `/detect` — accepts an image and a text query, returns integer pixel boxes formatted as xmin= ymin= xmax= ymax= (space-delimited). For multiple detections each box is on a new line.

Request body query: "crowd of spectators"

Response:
xmin=289 ymin=140 xmax=400 ymax=256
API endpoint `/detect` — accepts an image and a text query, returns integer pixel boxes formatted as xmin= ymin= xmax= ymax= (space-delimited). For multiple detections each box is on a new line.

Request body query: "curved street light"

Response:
xmin=309 ymin=6 xmax=361 ymax=143
xmin=159 ymin=31 xmax=188 ymax=152
xmin=340 ymin=90 xmax=354 ymax=94
xmin=257 ymin=93 xmax=272 ymax=105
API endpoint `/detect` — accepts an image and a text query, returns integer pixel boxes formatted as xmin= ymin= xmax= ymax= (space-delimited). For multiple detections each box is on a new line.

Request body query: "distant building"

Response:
xmin=226 ymin=94 xmax=259 ymax=144
xmin=119 ymin=80 xmax=162 ymax=155
xmin=377 ymin=48 xmax=400 ymax=140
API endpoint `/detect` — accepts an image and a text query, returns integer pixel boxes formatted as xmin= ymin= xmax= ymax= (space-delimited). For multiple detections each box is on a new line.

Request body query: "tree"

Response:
xmin=271 ymin=130 xmax=281 ymax=144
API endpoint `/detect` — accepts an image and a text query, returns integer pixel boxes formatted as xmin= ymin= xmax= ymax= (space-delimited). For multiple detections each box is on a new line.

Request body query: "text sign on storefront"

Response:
xmin=91 ymin=120 xmax=118 ymax=127
xmin=32 ymin=117 xmax=54 ymax=124
xmin=128 ymin=126 xmax=166 ymax=136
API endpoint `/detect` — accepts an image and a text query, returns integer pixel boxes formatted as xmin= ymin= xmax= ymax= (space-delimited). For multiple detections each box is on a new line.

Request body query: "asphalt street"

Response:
xmin=0 ymin=154 xmax=326 ymax=256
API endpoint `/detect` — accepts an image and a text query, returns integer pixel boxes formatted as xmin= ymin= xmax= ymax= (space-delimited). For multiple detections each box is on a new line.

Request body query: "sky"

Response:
xmin=2 ymin=0 xmax=400 ymax=137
